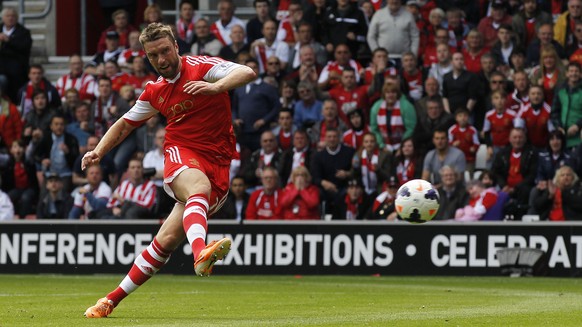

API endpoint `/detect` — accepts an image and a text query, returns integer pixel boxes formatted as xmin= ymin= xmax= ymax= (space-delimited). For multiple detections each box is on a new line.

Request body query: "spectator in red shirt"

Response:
xmin=477 ymin=0 xmax=512 ymax=48
xmin=454 ymin=179 xmax=498 ymax=221
xmin=328 ymin=67 xmax=372 ymax=125
xmin=462 ymin=29 xmax=489 ymax=74
xmin=482 ymin=89 xmax=517 ymax=165
xmin=448 ymin=108 xmax=480 ymax=172
xmin=246 ymin=167 xmax=281 ymax=220
xmin=97 ymin=9 xmax=138 ymax=53
xmin=279 ymin=166 xmax=320 ymax=220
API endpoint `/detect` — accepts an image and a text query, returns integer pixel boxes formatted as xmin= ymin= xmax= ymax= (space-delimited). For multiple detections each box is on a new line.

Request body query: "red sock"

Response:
xmin=183 ymin=193 xmax=209 ymax=259
xmin=106 ymin=237 xmax=171 ymax=305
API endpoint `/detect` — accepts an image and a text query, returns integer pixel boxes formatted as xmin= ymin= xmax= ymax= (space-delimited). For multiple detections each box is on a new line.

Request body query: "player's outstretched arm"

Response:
xmin=81 ymin=119 xmax=137 ymax=170
xmin=183 ymin=64 xmax=256 ymax=95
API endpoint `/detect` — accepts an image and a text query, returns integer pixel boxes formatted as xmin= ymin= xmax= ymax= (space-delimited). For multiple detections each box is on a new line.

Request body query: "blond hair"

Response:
xmin=139 ymin=23 xmax=176 ymax=47
xmin=290 ymin=166 xmax=312 ymax=185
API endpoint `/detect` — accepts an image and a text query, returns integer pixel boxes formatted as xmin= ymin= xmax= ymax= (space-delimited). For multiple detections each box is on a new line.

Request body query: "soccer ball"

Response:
xmin=395 ymin=179 xmax=440 ymax=223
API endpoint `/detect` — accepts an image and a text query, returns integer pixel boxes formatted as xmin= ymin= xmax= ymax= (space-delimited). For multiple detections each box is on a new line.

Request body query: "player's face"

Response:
xmin=144 ymin=37 xmax=181 ymax=79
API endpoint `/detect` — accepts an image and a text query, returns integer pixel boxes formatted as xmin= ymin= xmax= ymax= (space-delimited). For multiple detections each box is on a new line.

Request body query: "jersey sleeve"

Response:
xmin=185 ymin=55 xmax=245 ymax=83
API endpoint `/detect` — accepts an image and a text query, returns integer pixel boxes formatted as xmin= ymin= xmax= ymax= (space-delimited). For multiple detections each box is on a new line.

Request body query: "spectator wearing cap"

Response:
xmin=36 ymin=172 xmax=72 ymax=219
xmin=554 ymin=0 xmax=582 ymax=50
xmin=86 ymin=30 xmax=123 ymax=77
xmin=367 ymin=0 xmax=419 ymax=62
xmin=96 ymin=9 xmax=138 ymax=53
xmin=434 ymin=165 xmax=468 ymax=220
xmin=335 ymin=177 xmax=373 ymax=220
xmin=511 ymin=0 xmax=552 ymax=49
xmin=368 ymin=176 xmax=399 ymax=220
xmin=477 ymin=0 xmax=513 ymax=48
xmin=0 ymin=139 xmax=37 ymax=218
xmin=279 ymin=166 xmax=320 ymax=220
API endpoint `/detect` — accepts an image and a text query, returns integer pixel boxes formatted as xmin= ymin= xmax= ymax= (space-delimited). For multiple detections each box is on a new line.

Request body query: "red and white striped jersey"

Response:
xmin=210 ymin=17 xmax=245 ymax=46
xmin=318 ymin=60 xmax=364 ymax=87
xmin=122 ymin=56 xmax=244 ymax=166
xmin=107 ymin=179 xmax=157 ymax=209
xmin=246 ymin=189 xmax=280 ymax=220
xmin=276 ymin=17 xmax=295 ymax=44
xmin=506 ymin=89 xmax=530 ymax=113
xmin=253 ymin=38 xmax=290 ymax=73
xmin=118 ymin=48 xmax=146 ymax=67
xmin=56 ymin=73 xmax=95 ymax=101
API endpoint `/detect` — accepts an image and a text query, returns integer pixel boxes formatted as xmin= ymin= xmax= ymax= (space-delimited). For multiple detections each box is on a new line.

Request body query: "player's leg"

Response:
xmin=84 ymin=203 xmax=186 ymax=318
xmin=171 ymin=168 xmax=230 ymax=276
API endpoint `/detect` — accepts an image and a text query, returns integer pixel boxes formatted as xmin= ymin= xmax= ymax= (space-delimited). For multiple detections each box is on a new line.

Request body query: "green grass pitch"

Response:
xmin=1 ymin=274 xmax=582 ymax=326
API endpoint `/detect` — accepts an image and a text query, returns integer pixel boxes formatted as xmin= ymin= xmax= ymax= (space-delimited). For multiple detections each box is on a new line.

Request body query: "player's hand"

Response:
xmin=82 ymin=151 xmax=101 ymax=170
xmin=183 ymin=80 xmax=221 ymax=95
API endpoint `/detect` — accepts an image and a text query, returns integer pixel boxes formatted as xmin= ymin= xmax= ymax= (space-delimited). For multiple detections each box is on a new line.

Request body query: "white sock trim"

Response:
xmin=186 ymin=224 xmax=207 ymax=246
xmin=119 ymin=275 xmax=139 ymax=294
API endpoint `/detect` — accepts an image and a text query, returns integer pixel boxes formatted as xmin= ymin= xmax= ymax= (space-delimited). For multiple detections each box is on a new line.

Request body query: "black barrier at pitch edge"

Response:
xmin=0 ymin=220 xmax=581 ymax=277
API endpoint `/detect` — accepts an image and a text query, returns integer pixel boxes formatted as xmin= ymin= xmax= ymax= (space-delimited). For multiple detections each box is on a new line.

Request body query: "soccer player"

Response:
xmin=82 ymin=23 xmax=256 ymax=318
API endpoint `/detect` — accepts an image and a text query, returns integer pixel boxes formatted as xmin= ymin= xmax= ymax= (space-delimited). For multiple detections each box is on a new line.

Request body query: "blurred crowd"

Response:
xmin=0 ymin=0 xmax=582 ymax=222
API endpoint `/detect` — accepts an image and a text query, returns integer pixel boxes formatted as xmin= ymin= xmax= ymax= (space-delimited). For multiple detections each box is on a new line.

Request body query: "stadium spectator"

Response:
xmin=311 ymin=128 xmax=355 ymax=215
xmin=423 ymin=26 xmax=450 ymax=69
xmin=511 ymin=0 xmax=552 ymax=49
xmin=0 ymin=88 xmax=23 ymax=150
xmin=490 ymin=24 xmax=518 ymax=71
xmin=414 ymin=77 xmax=440 ymax=116
xmin=127 ymin=56 xmax=156 ymax=95
xmin=434 ymin=165 xmax=468 ymax=220
xmin=532 ymin=165 xmax=582 ymax=220
xmin=318 ymin=44 xmax=363 ymax=91
xmin=278 ymin=129 xmax=315 ymax=185
xmin=448 ymin=108 xmax=480 ymax=172
xmin=86 ymin=31 xmax=123 ymax=76
xmin=514 ymin=85 xmax=552 ymax=150
xmin=68 ymin=165 xmax=112 ymax=219
xmin=454 ymin=179 xmax=498 ymax=221
xmin=246 ymin=0 xmax=272 ymax=45
xmin=551 ymin=62 xmax=582 ymax=149
xmin=21 ymin=90 xmax=56 ymax=147
xmin=335 ymin=177 xmax=373 ymax=220
xmin=370 ymin=83 xmax=417 ymax=153
xmin=394 ymin=137 xmax=423 ymax=185
xmin=278 ymin=79 xmax=297 ymax=112
xmin=323 ymin=0 xmax=368 ymax=60
xmin=135 ymin=114 xmax=163 ymax=155
xmin=56 ymin=55 xmax=96 ymax=102
xmin=399 ymin=52 xmax=424 ymax=102
xmin=175 ymin=0 xmax=199 ymax=46
xmin=34 ymin=114 xmax=79 ymax=192
xmin=526 ymin=24 xmax=566 ymax=68
xmin=0 ymin=140 xmax=37 ymax=218
xmin=351 ymin=132 xmax=393 ymax=195
xmin=367 ymin=0 xmax=419 ymax=61
xmin=491 ymin=127 xmax=538 ymax=219
xmin=444 ymin=7 xmax=470 ymax=52
xmin=101 ymin=158 xmax=157 ymax=219
xmin=59 ymin=88 xmax=81 ymax=122
xmin=415 ymin=95 xmax=455 ymax=154
xmin=97 ymin=9 xmax=138 ymax=52
xmin=262 ymin=56 xmax=285 ymax=87
xmin=329 ymin=67 xmax=372 ymax=125
xmin=246 ymin=166 xmax=281 ymax=219
xmin=219 ymin=24 xmax=250 ymax=62
xmin=117 ymin=30 xmax=146 ymax=70
xmin=302 ymin=0 xmax=327 ymax=44
xmin=104 ymin=60 xmax=131 ymax=93
xmin=554 ymin=0 xmax=582 ymax=50
xmin=65 ymin=103 xmax=92 ymax=153
xmin=531 ymin=46 xmax=566 ymax=105
xmin=250 ymin=19 xmax=289 ymax=74
xmin=72 ymin=135 xmax=116 ymax=189
xmin=427 ymin=43 xmax=453 ymax=91
xmin=272 ymin=109 xmax=296 ymax=152
xmin=119 ymin=85 xmax=136 ymax=108
xmin=342 ymin=109 xmax=370 ymax=150
xmin=482 ymin=90 xmax=517 ymax=166
xmin=213 ymin=175 xmax=249 ymax=221
xmin=210 ymin=0 xmax=245 ymax=46
xmin=0 ymin=175 xmax=14 ymax=220
xmin=143 ymin=127 xmax=173 ymax=218
xmin=477 ymin=0 xmax=513 ymax=48
xmin=506 ymin=71 xmax=530 ymax=112
xmin=16 ymin=65 xmax=61 ymax=117
xmin=285 ymin=45 xmax=323 ymax=86
xmin=287 ymin=21 xmax=327 ymax=72
xmin=276 ymin=1 xmax=303 ymax=46
xmin=422 ymin=129 xmax=466 ymax=187
xmin=36 ymin=172 xmax=72 ymax=219
xmin=190 ymin=18 xmax=223 ymax=56
xmin=462 ymin=29 xmax=489 ymax=74
xmin=242 ymin=130 xmax=282 ymax=189
xmin=232 ymin=59 xmax=280 ymax=152
xmin=306 ymin=99 xmax=349 ymax=151
xmin=140 ymin=3 xmax=163 ymax=30
xmin=279 ymin=166 xmax=320 ymax=219
xmin=368 ymin=176 xmax=399 ymax=220
xmin=442 ymin=52 xmax=479 ymax=114
xmin=527 ymin=130 xmax=570 ymax=216
xmin=0 ymin=7 xmax=32 ymax=103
